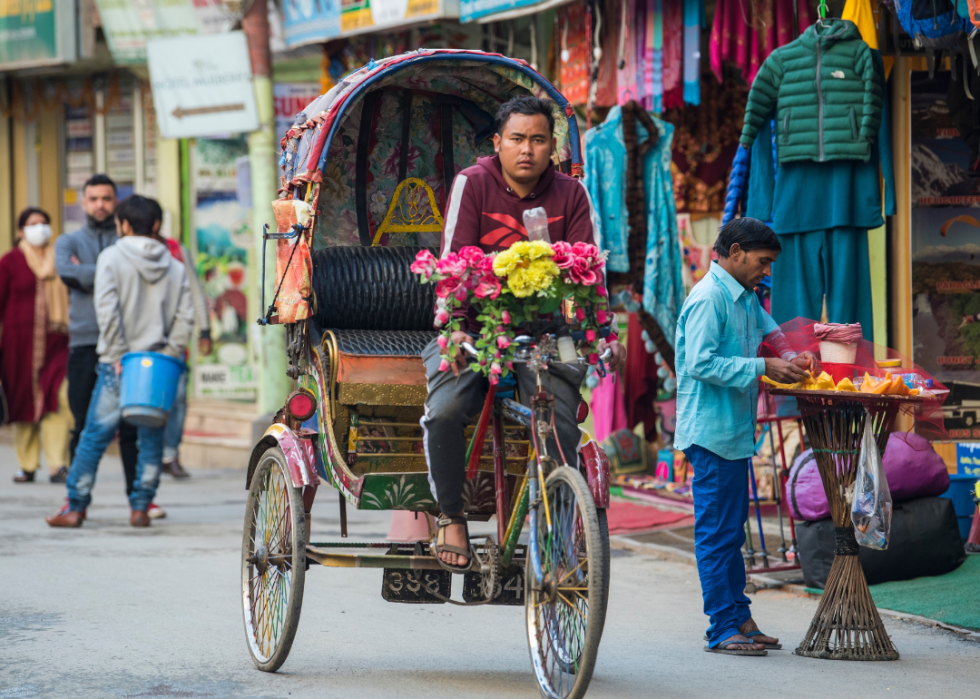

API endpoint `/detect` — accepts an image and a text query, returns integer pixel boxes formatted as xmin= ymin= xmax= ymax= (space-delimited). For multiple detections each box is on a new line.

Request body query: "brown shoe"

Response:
xmin=46 ymin=509 xmax=84 ymax=528
xmin=49 ymin=466 xmax=69 ymax=483
xmin=130 ymin=510 xmax=150 ymax=527
xmin=162 ymin=459 xmax=190 ymax=479
xmin=14 ymin=470 xmax=36 ymax=483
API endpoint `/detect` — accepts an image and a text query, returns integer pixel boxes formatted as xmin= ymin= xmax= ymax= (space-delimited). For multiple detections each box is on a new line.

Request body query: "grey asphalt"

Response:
xmin=2 ymin=445 xmax=977 ymax=699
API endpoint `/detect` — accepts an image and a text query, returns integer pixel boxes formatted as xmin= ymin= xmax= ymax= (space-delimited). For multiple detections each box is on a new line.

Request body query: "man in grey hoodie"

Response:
xmin=47 ymin=195 xmax=194 ymax=528
xmin=55 ymin=174 xmax=140 ymax=483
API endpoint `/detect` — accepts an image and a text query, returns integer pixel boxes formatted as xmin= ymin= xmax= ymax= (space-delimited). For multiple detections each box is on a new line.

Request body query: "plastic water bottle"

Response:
xmin=523 ymin=207 xmax=551 ymax=243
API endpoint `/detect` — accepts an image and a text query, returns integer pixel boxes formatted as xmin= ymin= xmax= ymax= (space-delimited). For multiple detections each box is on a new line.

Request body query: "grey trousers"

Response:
xmin=421 ymin=337 xmax=586 ymax=515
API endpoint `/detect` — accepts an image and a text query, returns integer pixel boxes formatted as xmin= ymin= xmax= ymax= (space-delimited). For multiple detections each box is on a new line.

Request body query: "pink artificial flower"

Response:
xmin=490 ymin=361 xmax=502 ymax=375
xmin=437 ymin=334 xmax=449 ymax=350
xmin=596 ymin=285 xmax=607 ymax=296
xmin=474 ymin=274 xmax=502 ymax=300
xmin=501 ymin=310 xmax=511 ymax=324
xmin=587 ymin=352 xmax=599 ymax=364
xmin=438 ymin=359 xmax=451 ymax=372
xmin=459 ymin=246 xmax=485 ymax=268
xmin=454 ymin=285 xmax=468 ymax=302
xmin=477 ymin=255 xmax=495 ymax=274
xmin=410 ymin=249 xmax=437 ymax=276
xmin=497 ymin=335 xmax=511 ymax=350
xmin=571 ymin=242 xmax=599 ymax=262
xmin=551 ymin=241 xmax=574 ymax=269
xmin=435 ymin=309 xmax=451 ymax=325
xmin=596 ymin=309 xmax=609 ymax=325
xmin=585 ymin=329 xmax=596 ymax=342
xmin=575 ymin=307 xmax=586 ymax=322
xmin=494 ymin=351 xmax=502 ymax=359
xmin=506 ymin=361 xmax=514 ymax=370
xmin=489 ymin=374 xmax=499 ymax=385
xmin=436 ymin=253 xmax=466 ymax=277
xmin=435 ymin=277 xmax=462 ymax=299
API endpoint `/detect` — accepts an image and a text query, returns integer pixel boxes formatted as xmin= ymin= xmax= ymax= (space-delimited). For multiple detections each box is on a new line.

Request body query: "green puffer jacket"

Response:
xmin=739 ymin=21 xmax=883 ymax=163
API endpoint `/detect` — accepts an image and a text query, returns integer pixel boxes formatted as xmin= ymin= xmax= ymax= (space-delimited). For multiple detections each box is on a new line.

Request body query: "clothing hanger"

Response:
xmin=815 ymin=0 xmax=842 ymax=28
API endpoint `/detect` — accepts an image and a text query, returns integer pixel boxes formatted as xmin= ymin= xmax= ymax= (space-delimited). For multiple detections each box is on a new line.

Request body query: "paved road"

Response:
xmin=3 ymin=446 xmax=977 ymax=699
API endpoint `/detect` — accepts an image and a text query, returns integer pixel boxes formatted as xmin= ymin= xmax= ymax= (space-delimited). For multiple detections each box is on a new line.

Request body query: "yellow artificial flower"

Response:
xmin=493 ymin=248 xmax=521 ymax=277
xmin=507 ymin=258 xmax=559 ymax=297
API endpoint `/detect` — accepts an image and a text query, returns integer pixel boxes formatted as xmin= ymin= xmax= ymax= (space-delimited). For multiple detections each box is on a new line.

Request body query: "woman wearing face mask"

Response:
xmin=0 ymin=208 xmax=73 ymax=483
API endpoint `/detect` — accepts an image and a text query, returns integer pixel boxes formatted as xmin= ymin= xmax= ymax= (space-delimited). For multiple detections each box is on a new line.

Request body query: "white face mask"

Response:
xmin=23 ymin=223 xmax=53 ymax=247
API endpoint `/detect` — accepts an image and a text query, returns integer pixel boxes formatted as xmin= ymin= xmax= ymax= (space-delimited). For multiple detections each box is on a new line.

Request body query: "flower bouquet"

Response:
xmin=411 ymin=240 xmax=611 ymax=384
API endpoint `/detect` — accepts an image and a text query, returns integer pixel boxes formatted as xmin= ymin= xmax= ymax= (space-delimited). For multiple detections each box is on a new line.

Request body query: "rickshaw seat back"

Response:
xmin=312 ymin=246 xmax=436 ymax=396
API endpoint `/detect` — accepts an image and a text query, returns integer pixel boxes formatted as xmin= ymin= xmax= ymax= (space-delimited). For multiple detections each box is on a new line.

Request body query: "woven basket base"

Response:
xmin=795 ymin=553 xmax=900 ymax=661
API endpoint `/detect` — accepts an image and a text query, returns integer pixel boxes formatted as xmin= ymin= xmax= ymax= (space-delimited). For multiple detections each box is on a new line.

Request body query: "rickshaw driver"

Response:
xmin=420 ymin=95 xmax=626 ymax=572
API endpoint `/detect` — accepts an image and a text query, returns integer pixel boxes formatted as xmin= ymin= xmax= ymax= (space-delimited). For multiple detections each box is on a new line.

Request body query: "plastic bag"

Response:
xmin=851 ymin=414 xmax=893 ymax=550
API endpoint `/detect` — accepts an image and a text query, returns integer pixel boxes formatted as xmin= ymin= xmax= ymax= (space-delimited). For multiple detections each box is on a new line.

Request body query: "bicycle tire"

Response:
xmin=241 ymin=446 xmax=306 ymax=672
xmin=525 ymin=466 xmax=608 ymax=699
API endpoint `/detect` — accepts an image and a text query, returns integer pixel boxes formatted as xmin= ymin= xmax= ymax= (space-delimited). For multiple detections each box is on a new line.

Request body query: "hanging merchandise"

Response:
xmin=663 ymin=68 xmax=748 ymax=213
xmin=617 ymin=0 xmax=638 ymax=105
xmin=683 ymin=0 xmax=705 ymax=105
xmin=710 ymin=0 xmax=813 ymax=85
xmin=595 ymin=0 xmax=620 ymax=107
xmin=739 ymin=20 xmax=883 ymax=165
xmin=968 ymin=0 xmax=980 ymax=27
xmin=661 ymin=0 xmax=683 ymax=101
xmin=584 ymin=102 xmax=684 ymax=344
xmin=558 ymin=2 xmax=590 ymax=106
xmin=895 ymin=0 xmax=972 ymax=54
xmin=650 ymin=0 xmax=664 ymax=113
xmin=841 ymin=0 xmax=879 ymax=49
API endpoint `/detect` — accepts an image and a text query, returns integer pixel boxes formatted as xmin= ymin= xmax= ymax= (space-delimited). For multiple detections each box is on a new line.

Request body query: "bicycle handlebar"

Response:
xmin=459 ymin=341 xmax=613 ymax=364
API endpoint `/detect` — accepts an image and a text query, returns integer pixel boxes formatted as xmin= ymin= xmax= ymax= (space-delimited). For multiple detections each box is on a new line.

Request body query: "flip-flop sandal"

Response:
xmin=703 ymin=639 xmax=767 ymax=656
xmin=432 ymin=514 xmax=474 ymax=574
xmin=704 ymin=632 xmax=782 ymax=650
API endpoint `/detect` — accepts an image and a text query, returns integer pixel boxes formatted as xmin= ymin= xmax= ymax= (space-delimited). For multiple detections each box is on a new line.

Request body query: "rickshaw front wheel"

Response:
xmin=525 ymin=466 xmax=609 ymax=699
xmin=241 ymin=446 xmax=306 ymax=672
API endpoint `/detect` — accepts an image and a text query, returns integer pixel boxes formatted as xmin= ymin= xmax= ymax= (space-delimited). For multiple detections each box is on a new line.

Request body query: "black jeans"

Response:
xmin=68 ymin=345 xmax=139 ymax=495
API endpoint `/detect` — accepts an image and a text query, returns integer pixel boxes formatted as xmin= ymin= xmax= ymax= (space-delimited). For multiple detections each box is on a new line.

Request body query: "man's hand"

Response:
xmin=791 ymin=351 xmax=818 ymax=375
xmin=598 ymin=339 xmax=625 ymax=373
xmin=448 ymin=331 xmax=475 ymax=377
xmin=765 ymin=357 xmax=807 ymax=384
xmin=70 ymin=255 xmax=80 ymax=265
xmin=198 ymin=337 xmax=213 ymax=356
xmin=113 ymin=360 xmax=122 ymax=376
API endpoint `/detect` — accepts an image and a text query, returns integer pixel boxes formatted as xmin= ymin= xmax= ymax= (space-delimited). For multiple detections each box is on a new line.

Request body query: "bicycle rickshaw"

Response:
xmin=242 ymin=49 xmax=612 ymax=699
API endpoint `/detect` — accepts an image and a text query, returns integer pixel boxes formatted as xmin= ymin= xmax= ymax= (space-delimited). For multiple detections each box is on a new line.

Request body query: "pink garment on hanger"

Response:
xmin=710 ymin=0 xmax=813 ymax=85
xmin=662 ymin=0 xmax=683 ymax=95
xmin=596 ymin=0 xmax=620 ymax=107
xmin=589 ymin=372 xmax=629 ymax=443
xmin=617 ymin=0 xmax=638 ymax=104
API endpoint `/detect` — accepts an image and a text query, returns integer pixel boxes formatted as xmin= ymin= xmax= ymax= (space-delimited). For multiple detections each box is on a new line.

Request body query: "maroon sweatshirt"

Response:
xmin=439 ymin=155 xmax=599 ymax=331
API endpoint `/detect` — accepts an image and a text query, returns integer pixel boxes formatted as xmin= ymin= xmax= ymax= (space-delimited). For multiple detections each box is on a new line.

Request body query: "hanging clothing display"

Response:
xmin=662 ymin=0 xmax=683 ymax=97
xmin=589 ymin=372 xmax=629 ymax=442
xmin=584 ymin=104 xmax=685 ymax=346
xmin=841 ymin=0 xmax=879 ymax=48
xmin=683 ymin=0 xmax=705 ymax=105
xmin=664 ymin=69 xmax=748 ymax=213
xmin=559 ymin=2 xmax=590 ymax=106
xmin=596 ymin=0 xmax=621 ymax=107
xmin=710 ymin=0 xmax=813 ymax=85
xmin=625 ymin=312 xmax=661 ymax=441
xmin=739 ymin=21 xmax=884 ymax=164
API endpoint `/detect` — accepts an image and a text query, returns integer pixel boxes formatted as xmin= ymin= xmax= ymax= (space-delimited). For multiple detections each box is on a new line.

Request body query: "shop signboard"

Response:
xmin=94 ymin=0 xmax=231 ymax=64
xmin=956 ymin=443 xmax=980 ymax=477
xmin=460 ymin=0 xmax=569 ymax=22
xmin=147 ymin=32 xmax=259 ymax=139
xmin=0 ymin=0 xmax=76 ymax=69
xmin=909 ymin=71 xmax=980 ymax=441
xmin=282 ymin=0 xmax=341 ymax=47
xmin=274 ymin=82 xmax=321 ymax=151
xmin=190 ymin=137 xmax=257 ymax=401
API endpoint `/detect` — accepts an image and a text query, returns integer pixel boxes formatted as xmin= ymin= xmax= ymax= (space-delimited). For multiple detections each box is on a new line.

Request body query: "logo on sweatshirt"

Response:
xmin=480 ymin=212 xmax=564 ymax=247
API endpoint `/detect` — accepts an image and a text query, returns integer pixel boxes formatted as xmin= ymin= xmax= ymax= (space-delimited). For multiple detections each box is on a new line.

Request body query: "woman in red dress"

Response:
xmin=0 ymin=208 xmax=72 ymax=482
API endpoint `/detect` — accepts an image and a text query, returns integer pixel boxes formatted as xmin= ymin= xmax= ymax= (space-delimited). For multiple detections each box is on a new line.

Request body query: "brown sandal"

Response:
xmin=432 ymin=514 xmax=473 ymax=574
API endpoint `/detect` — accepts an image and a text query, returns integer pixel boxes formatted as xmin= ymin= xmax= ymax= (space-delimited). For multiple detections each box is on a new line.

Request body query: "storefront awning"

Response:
xmin=461 ymin=0 xmax=574 ymax=24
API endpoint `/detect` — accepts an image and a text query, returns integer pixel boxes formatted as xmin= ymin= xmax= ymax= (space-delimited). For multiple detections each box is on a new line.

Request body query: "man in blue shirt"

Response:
xmin=675 ymin=218 xmax=815 ymax=656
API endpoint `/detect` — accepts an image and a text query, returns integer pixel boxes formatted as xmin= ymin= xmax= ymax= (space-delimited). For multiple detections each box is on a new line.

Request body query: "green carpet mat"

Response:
xmin=869 ymin=555 xmax=980 ymax=631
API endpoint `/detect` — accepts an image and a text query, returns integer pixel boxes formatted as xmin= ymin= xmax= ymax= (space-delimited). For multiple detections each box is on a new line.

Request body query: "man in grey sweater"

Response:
xmin=55 ymin=174 xmax=140 ymax=482
xmin=47 ymin=195 xmax=194 ymax=528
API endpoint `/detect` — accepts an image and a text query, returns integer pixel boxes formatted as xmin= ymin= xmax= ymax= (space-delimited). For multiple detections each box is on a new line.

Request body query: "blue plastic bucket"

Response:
xmin=119 ymin=352 xmax=187 ymax=428
xmin=938 ymin=474 xmax=980 ymax=540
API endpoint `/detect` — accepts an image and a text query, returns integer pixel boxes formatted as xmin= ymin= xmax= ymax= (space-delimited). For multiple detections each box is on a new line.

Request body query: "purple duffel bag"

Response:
xmin=788 ymin=432 xmax=951 ymax=521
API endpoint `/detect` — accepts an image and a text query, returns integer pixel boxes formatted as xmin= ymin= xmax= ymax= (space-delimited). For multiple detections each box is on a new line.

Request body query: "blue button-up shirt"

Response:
xmin=674 ymin=261 xmax=789 ymax=460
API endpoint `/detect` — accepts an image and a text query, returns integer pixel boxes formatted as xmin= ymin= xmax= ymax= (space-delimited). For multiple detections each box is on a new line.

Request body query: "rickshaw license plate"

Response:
xmin=382 ymin=568 xmax=451 ymax=604
xmin=462 ymin=567 xmax=525 ymax=605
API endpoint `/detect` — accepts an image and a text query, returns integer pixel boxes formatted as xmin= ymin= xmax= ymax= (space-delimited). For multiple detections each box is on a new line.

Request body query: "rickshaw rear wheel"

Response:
xmin=241 ymin=446 xmax=306 ymax=672
xmin=525 ymin=466 xmax=608 ymax=699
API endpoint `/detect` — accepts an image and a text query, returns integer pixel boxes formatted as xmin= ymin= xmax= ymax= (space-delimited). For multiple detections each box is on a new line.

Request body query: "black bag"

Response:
xmin=796 ymin=496 xmax=966 ymax=589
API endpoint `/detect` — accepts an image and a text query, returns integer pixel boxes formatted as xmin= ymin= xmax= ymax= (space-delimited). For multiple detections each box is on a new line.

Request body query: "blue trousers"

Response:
xmin=66 ymin=364 xmax=164 ymax=513
xmin=162 ymin=372 xmax=187 ymax=462
xmin=685 ymin=444 xmax=752 ymax=647
xmin=770 ymin=227 xmax=873 ymax=340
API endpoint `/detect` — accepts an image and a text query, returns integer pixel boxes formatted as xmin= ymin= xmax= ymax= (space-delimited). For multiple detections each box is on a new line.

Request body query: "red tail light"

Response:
xmin=286 ymin=390 xmax=317 ymax=421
